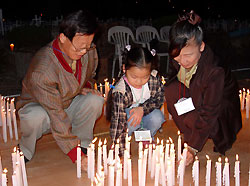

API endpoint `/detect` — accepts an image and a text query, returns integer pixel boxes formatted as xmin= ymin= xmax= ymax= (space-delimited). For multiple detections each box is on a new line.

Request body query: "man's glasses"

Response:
xmin=70 ymin=40 xmax=96 ymax=53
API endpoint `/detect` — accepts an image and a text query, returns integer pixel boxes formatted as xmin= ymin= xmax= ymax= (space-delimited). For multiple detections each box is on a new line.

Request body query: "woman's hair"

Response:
xmin=169 ymin=20 xmax=203 ymax=58
xmin=59 ymin=9 xmax=98 ymax=41
xmin=123 ymin=47 xmax=158 ymax=71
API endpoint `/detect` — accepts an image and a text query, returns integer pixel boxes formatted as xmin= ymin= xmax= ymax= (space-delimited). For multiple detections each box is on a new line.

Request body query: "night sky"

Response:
xmin=1 ymin=0 xmax=250 ymax=21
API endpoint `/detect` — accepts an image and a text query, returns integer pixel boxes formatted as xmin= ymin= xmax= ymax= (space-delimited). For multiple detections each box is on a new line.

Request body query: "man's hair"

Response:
xmin=59 ymin=9 xmax=98 ymax=41
xmin=169 ymin=20 xmax=203 ymax=58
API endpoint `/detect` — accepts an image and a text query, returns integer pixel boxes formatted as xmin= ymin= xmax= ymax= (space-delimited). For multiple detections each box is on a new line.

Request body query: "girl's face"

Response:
xmin=125 ymin=66 xmax=151 ymax=89
xmin=174 ymin=38 xmax=205 ymax=69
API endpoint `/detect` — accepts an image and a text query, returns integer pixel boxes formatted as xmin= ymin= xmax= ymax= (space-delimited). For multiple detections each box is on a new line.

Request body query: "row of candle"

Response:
xmin=1 ymin=146 xmax=28 ymax=186
xmin=0 ymin=96 xmax=18 ymax=143
xmin=82 ymin=133 xmax=246 ymax=186
xmin=239 ymin=88 xmax=250 ymax=118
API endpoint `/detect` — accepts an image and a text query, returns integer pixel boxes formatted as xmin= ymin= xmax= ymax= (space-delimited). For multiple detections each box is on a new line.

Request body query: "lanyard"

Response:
xmin=179 ymin=69 xmax=186 ymax=100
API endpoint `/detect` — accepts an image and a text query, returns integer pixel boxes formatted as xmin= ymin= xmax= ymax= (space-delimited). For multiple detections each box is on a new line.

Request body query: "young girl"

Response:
xmin=109 ymin=46 xmax=165 ymax=156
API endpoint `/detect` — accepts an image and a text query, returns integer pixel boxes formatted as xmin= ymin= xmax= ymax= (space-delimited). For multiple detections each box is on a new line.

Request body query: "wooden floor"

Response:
xmin=0 ymin=107 xmax=250 ymax=186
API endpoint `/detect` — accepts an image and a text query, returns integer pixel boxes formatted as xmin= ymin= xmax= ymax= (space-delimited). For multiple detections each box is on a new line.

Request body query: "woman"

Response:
xmin=165 ymin=20 xmax=242 ymax=165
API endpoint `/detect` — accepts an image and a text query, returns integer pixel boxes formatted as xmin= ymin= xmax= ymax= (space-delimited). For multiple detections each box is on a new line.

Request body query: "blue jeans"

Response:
xmin=125 ymin=108 xmax=165 ymax=137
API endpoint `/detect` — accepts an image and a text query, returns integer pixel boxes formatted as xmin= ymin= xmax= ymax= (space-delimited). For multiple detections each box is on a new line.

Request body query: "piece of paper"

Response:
xmin=134 ymin=130 xmax=151 ymax=141
xmin=174 ymin=97 xmax=195 ymax=116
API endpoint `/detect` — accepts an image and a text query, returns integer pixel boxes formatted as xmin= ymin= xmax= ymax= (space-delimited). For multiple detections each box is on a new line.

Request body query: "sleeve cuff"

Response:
xmin=67 ymin=146 xmax=84 ymax=163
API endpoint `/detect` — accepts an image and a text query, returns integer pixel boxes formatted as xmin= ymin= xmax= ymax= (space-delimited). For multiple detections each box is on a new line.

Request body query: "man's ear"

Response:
xmin=59 ymin=33 xmax=67 ymax=44
xmin=200 ymin=41 xmax=205 ymax=52
xmin=122 ymin=64 xmax=126 ymax=73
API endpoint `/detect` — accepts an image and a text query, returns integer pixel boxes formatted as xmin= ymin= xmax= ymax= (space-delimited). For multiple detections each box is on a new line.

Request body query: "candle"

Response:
xmin=2 ymin=109 xmax=7 ymax=143
xmin=141 ymin=148 xmax=148 ymax=186
xmin=97 ymin=139 xmax=102 ymax=174
xmin=223 ymin=157 xmax=230 ymax=186
xmin=177 ymin=158 xmax=184 ymax=186
xmin=248 ymin=165 xmax=250 ymax=186
xmin=128 ymin=158 xmax=132 ymax=186
xmin=242 ymin=88 xmax=246 ymax=110
xmin=94 ymin=83 xmax=98 ymax=90
xmin=104 ymin=78 xmax=110 ymax=96
xmin=182 ymin=143 xmax=188 ymax=166
xmin=115 ymin=139 xmax=120 ymax=162
xmin=12 ymin=171 xmax=18 ymax=186
xmin=216 ymin=157 xmax=222 ymax=186
xmin=138 ymin=157 xmax=142 ymax=186
xmin=123 ymin=149 xmax=128 ymax=179
xmin=160 ymin=154 xmax=166 ymax=186
xmin=115 ymin=163 xmax=122 ymax=186
xmin=10 ymin=43 xmax=14 ymax=51
xmin=103 ymin=138 xmax=108 ymax=175
xmin=0 ymin=156 xmax=2 ymax=177
xmin=151 ymin=144 xmax=156 ymax=179
xmin=20 ymin=152 xmax=28 ymax=186
xmin=154 ymin=162 xmax=160 ymax=186
xmin=239 ymin=90 xmax=242 ymax=109
xmin=2 ymin=168 xmax=7 ymax=186
xmin=205 ymin=155 xmax=211 ymax=186
xmin=234 ymin=154 xmax=240 ymax=186
xmin=12 ymin=109 xmax=19 ymax=140
xmin=87 ymin=146 xmax=91 ymax=179
xmin=169 ymin=137 xmax=175 ymax=184
xmin=192 ymin=156 xmax=199 ymax=186
xmin=77 ymin=144 xmax=81 ymax=178
xmin=246 ymin=90 xmax=249 ymax=119
xmin=99 ymin=83 xmax=103 ymax=95
xmin=166 ymin=158 xmax=173 ymax=186
xmin=108 ymin=161 xmax=115 ymax=186
xmin=177 ymin=131 xmax=181 ymax=161
xmin=7 ymin=109 xmax=13 ymax=139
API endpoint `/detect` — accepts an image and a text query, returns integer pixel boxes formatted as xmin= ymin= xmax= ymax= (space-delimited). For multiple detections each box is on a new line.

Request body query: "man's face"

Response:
xmin=59 ymin=33 xmax=95 ymax=60
xmin=174 ymin=38 xmax=204 ymax=69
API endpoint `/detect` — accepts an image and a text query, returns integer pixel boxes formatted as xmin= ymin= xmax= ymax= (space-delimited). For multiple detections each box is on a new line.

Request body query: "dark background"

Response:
xmin=1 ymin=0 xmax=250 ymax=21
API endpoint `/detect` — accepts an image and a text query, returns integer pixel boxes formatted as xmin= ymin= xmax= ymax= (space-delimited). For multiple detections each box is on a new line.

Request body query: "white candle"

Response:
xmin=177 ymin=159 xmax=184 ymax=186
xmin=248 ymin=165 xmax=250 ymax=186
xmin=242 ymin=88 xmax=246 ymax=110
xmin=222 ymin=157 xmax=230 ymax=186
xmin=169 ymin=137 xmax=175 ymax=184
xmin=115 ymin=163 xmax=122 ymax=186
xmin=142 ymin=148 xmax=148 ymax=186
xmin=97 ymin=139 xmax=102 ymax=174
xmin=205 ymin=155 xmax=211 ymax=186
xmin=192 ymin=156 xmax=199 ymax=186
xmin=164 ymin=139 xmax=170 ymax=170
xmin=160 ymin=154 xmax=166 ymax=186
xmin=128 ymin=158 xmax=132 ymax=186
xmin=239 ymin=90 xmax=242 ymax=109
xmin=87 ymin=146 xmax=91 ymax=179
xmin=138 ymin=158 xmax=142 ymax=186
xmin=123 ymin=149 xmax=128 ymax=179
xmin=20 ymin=152 xmax=28 ymax=186
xmin=7 ymin=109 xmax=13 ymax=139
xmin=12 ymin=109 xmax=19 ymax=140
xmin=246 ymin=90 xmax=249 ymax=119
xmin=108 ymin=144 xmax=114 ymax=164
xmin=148 ymin=140 xmax=153 ymax=172
xmin=166 ymin=158 xmax=173 ymax=186
xmin=108 ymin=162 xmax=115 ymax=186
xmin=2 ymin=168 xmax=7 ymax=186
xmin=151 ymin=144 xmax=156 ymax=179
xmin=177 ymin=131 xmax=181 ymax=161
xmin=216 ymin=157 xmax=222 ymax=186
xmin=104 ymin=78 xmax=110 ymax=96
xmin=99 ymin=83 xmax=103 ymax=95
xmin=234 ymin=154 xmax=240 ymax=186
xmin=0 ymin=156 xmax=2 ymax=177
xmin=12 ymin=147 xmax=17 ymax=171
xmin=91 ymin=138 xmax=97 ymax=181
xmin=154 ymin=162 xmax=160 ymax=186
xmin=12 ymin=171 xmax=18 ymax=186
xmin=2 ymin=109 xmax=7 ymax=143
xmin=182 ymin=143 xmax=188 ymax=166
xmin=103 ymin=138 xmax=108 ymax=175
xmin=115 ymin=139 xmax=120 ymax=162
xmin=77 ymin=144 xmax=81 ymax=178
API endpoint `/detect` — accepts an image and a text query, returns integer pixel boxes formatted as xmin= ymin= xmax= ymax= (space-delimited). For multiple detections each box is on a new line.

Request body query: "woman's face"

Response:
xmin=174 ymin=38 xmax=205 ymax=69
xmin=125 ymin=66 xmax=151 ymax=89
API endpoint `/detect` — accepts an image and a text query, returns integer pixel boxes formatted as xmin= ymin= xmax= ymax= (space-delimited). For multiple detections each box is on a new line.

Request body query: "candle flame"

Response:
xmin=169 ymin=137 xmax=173 ymax=143
xmin=184 ymin=143 xmax=188 ymax=148
xmin=195 ymin=156 xmax=199 ymax=161
xmin=225 ymin=157 xmax=228 ymax=163
xmin=92 ymin=137 xmax=98 ymax=143
xmin=104 ymin=138 xmax=107 ymax=145
xmin=111 ymin=143 xmax=114 ymax=149
xmin=104 ymin=78 xmax=108 ymax=82
xmin=3 ymin=168 xmax=8 ymax=174
xmin=20 ymin=151 xmax=23 ymax=156
xmin=166 ymin=139 xmax=169 ymax=144
xmin=206 ymin=155 xmax=210 ymax=160
xmin=98 ymin=139 xmax=102 ymax=146
xmin=161 ymin=139 xmax=164 ymax=145
xmin=236 ymin=154 xmax=239 ymax=161
xmin=116 ymin=138 xmax=120 ymax=144
xmin=178 ymin=130 xmax=180 ymax=135
xmin=239 ymin=90 xmax=242 ymax=94
xmin=218 ymin=157 xmax=222 ymax=163
xmin=157 ymin=137 xmax=159 ymax=144
xmin=128 ymin=136 xmax=132 ymax=141
xmin=14 ymin=146 xmax=17 ymax=152
xmin=243 ymin=88 xmax=245 ymax=91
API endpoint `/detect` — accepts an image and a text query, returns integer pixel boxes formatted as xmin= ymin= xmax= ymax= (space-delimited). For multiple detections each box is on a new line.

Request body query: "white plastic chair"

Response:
xmin=159 ymin=25 xmax=171 ymax=45
xmin=135 ymin=25 xmax=170 ymax=73
xmin=108 ymin=26 xmax=136 ymax=78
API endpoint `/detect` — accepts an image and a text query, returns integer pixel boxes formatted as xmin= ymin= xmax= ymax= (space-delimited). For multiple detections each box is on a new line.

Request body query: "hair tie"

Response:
xmin=125 ymin=45 xmax=131 ymax=51
xmin=151 ymin=49 xmax=156 ymax=56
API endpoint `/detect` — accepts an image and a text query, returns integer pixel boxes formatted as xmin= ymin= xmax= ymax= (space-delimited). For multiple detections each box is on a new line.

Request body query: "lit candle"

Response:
xmin=115 ymin=163 xmax=122 ymax=186
xmin=239 ymin=90 xmax=242 ymax=109
xmin=104 ymin=78 xmax=110 ymax=96
xmin=223 ymin=157 xmax=230 ymax=186
xmin=20 ymin=151 xmax=28 ymax=186
xmin=177 ymin=158 xmax=184 ymax=186
xmin=192 ymin=156 xmax=199 ymax=186
xmin=177 ymin=131 xmax=181 ymax=161
xmin=169 ymin=137 xmax=175 ymax=184
xmin=2 ymin=168 xmax=8 ymax=186
xmin=91 ymin=137 xmax=97 ymax=181
xmin=0 ymin=155 xmax=2 ymax=176
xmin=246 ymin=90 xmax=249 ymax=119
xmin=10 ymin=43 xmax=14 ymax=51
xmin=166 ymin=158 xmax=173 ymax=186
xmin=2 ymin=109 xmax=7 ymax=143
xmin=128 ymin=158 xmax=132 ymax=186
xmin=164 ymin=139 xmax=170 ymax=171
xmin=123 ymin=149 xmax=128 ymax=179
xmin=142 ymin=148 xmax=148 ymax=186
xmin=154 ymin=162 xmax=160 ymax=186
xmin=234 ymin=154 xmax=240 ymax=186
xmin=242 ymin=88 xmax=246 ymax=110
xmin=12 ymin=171 xmax=18 ymax=186
xmin=248 ymin=165 xmax=250 ymax=186
xmin=99 ymin=83 xmax=103 ymax=95
xmin=216 ymin=157 xmax=222 ymax=186
xmin=97 ymin=139 xmax=102 ymax=174
xmin=205 ymin=155 xmax=211 ymax=186
xmin=151 ymin=144 xmax=156 ymax=179
xmin=77 ymin=144 xmax=81 ymax=178
xmin=138 ymin=157 xmax=142 ymax=186
xmin=102 ymin=138 xmax=108 ymax=175
xmin=160 ymin=154 xmax=166 ymax=186
xmin=108 ymin=161 xmax=115 ymax=186
xmin=108 ymin=144 xmax=114 ymax=164
xmin=12 ymin=147 xmax=17 ymax=170
xmin=12 ymin=109 xmax=19 ymax=140
xmin=182 ymin=143 xmax=188 ymax=166
xmin=115 ymin=139 xmax=120 ymax=162
xmin=7 ymin=109 xmax=13 ymax=139
xmin=148 ymin=138 xmax=152 ymax=172
xmin=94 ymin=83 xmax=98 ymax=90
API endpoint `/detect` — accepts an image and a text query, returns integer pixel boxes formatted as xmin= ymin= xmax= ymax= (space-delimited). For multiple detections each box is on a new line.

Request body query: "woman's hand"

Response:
xmin=127 ymin=107 xmax=144 ymax=127
xmin=81 ymin=88 xmax=102 ymax=96
xmin=185 ymin=150 xmax=195 ymax=166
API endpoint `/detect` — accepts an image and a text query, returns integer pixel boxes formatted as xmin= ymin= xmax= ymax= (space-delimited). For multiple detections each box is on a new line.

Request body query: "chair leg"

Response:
xmin=112 ymin=56 xmax=117 ymax=79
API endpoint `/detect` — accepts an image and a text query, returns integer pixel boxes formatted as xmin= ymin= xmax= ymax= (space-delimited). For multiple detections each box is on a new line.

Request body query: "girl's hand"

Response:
xmin=81 ymin=88 xmax=102 ymax=96
xmin=127 ymin=107 xmax=144 ymax=127
xmin=185 ymin=150 xmax=195 ymax=166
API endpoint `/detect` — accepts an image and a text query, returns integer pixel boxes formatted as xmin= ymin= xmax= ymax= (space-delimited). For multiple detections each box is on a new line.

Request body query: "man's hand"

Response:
xmin=81 ymin=88 xmax=102 ymax=96
xmin=127 ymin=107 xmax=144 ymax=127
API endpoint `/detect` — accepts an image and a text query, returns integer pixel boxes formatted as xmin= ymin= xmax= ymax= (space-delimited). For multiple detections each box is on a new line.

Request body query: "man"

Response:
xmin=16 ymin=10 xmax=104 ymax=170
xmin=165 ymin=20 xmax=242 ymax=165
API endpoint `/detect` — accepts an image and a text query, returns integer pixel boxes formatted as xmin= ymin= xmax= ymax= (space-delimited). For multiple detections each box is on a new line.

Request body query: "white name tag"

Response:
xmin=174 ymin=97 xmax=195 ymax=116
xmin=134 ymin=130 xmax=151 ymax=141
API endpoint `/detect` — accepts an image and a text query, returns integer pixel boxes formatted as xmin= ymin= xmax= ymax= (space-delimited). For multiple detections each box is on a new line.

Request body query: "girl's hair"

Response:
xmin=123 ymin=47 xmax=158 ymax=72
xmin=59 ymin=9 xmax=98 ymax=41
xmin=169 ymin=20 xmax=203 ymax=58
